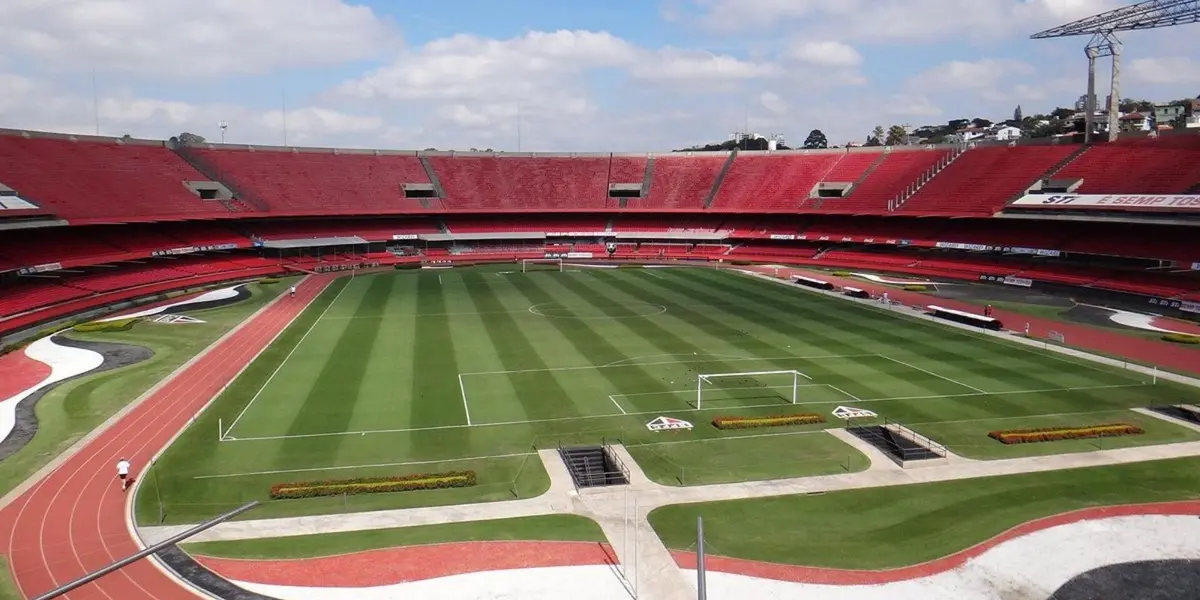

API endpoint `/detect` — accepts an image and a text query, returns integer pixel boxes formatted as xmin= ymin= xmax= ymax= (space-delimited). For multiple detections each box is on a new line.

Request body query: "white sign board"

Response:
xmin=832 ymin=406 xmax=877 ymax=419
xmin=646 ymin=416 xmax=694 ymax=431
xmin=1011 ymin=194 xmax=1200 ymax=212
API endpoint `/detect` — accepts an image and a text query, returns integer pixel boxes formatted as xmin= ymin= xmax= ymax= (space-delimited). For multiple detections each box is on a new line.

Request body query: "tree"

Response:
xmin=802 ymin=129 xmax=828 ymax=149
xmin=947 ymin=119 xmax=970 ymax=131
xmin=1013 ymin=105 xmax=1023 ymax=122
xmin=175 ymin=132 xmax=205 ymax=146
xmin=970 ymin=118 xmax=992 ymax=129
xmin=1050 ymin=107 xmax=1075 ymax=120
xmin=885 ymin=125 xmax=907 ymax=146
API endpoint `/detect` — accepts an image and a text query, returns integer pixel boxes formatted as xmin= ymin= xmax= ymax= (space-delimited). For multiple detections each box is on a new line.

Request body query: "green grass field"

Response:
xmin=139 ymin=265 xmax=1200 ymax=525
xmin=648 ymin=456 xmax=1200 ymax=568
xmin=183 ymin=514 xmax=605 ymax=559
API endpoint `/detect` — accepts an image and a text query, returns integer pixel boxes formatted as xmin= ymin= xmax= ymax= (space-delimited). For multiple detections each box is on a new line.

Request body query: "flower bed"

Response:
xmin=1162 ymin=333 xmax=1200 ymax=345
xmin=269 ymin=471 xmax=477 ymax=499
xmin=73 ymin=318 xmax=138 ymax=333
xmin=712 ymin=413 xmax=825 ymax=430
xmin=988 ymin=423 xmax=1143 ymax=445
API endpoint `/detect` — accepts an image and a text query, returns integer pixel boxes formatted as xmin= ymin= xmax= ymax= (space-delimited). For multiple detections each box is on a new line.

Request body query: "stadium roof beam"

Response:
xmin=1031 ymin=0 xmax=1200 ymax=143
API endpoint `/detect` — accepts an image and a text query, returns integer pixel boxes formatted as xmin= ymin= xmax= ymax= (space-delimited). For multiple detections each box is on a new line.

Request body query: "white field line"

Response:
xmin=606 ymin=395 xmax=629 ymax=415
xmin=827 ymin=385 xmax=863 ymax=402
xmin=458 ymin=373 xmax=472 ymax=425
xmin=626 ymin=428 xmax=830 ymax=447
xmin=459 ymin=353 xmax=879 ymax=377
xmin=877 ymin=354 xmax=987 ymax=394
xmin=906 ymin=407 xmax=1144 ymax=428
xmin=601 ymin=352 xmax=755 ymax=368
xmin=610 ymin=383 xmax=828 ymax=399
xmin=217 ymin=383 xmax=1146 ymax=442
xmin=642 ymin=269 xmax=670 ymax=281
xmin=221 ymin=280 xmax=351 ymax=439
xmin=192 ymin=451 xmax=533 ymax=480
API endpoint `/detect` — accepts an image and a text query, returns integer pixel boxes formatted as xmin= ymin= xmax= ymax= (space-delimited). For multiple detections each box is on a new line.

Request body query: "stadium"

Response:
xmin=2 ymin=2 xmax=1200 ymax=600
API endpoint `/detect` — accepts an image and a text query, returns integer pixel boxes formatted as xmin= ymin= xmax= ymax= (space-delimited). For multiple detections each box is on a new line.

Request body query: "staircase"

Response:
xmin=418 ymin=156 xmax=446 ymax=208
xmin=640 ymin=157 xmax=656 ymax=201
xmin=890 ymin=145 xmax=968 ymax=210
xmin=703 ymin=150 xmax=738 ymax=208
xmin=846 ymin=420 xmax=945 ymax=465
xmin=559 ymin=444 xmax=628 ymax=488
xmin=170 ymin=145 xmax=270 ymax=212
xmin=850 ymin=149 xmax=889 ymax=188
xmin=1039 ymin=144 xmax=1091 ymax=181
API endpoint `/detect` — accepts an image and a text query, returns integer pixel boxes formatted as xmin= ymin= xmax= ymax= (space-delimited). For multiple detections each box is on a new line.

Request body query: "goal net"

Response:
xmin=522 ymin=258 xmax=563 ymax=272
xmin=695 ymin=370 xmax=810 ymax=409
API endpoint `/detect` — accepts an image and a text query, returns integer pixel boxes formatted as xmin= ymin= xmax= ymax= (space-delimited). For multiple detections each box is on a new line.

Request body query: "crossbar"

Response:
xmin=697 ymin=370 xmax=810 ymax=409
xmin=699 ymin=370 xmax=806 ymax=380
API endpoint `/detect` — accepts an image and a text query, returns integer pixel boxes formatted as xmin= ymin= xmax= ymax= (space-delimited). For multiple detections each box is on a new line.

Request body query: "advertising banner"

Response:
xmin=392 ymin=234 xmax=418 ymax=240
xmin=769 ymin=234 xmax=796 ymax=240
xmin=17 ymin=262 xmax=62 ymax=275
xmin=1005 ymin=246 xmax=1061 ymax=257
xmin=936 ymin=241 xmax=993 ymax=251
xmin=1011 ymin=194 xmax=1200 ymax=212
xmin=1002 ymin=276 xmax=1033 ymax=288
xmin=1181 ymin=300 xmax=1200 ymax=314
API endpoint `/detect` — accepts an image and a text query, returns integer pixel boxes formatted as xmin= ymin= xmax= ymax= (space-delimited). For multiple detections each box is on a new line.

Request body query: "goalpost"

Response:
xmin=522 ymin=258 xmax=564 ymax=272
xmin=696 ymin=370 xmax=810 ymax=409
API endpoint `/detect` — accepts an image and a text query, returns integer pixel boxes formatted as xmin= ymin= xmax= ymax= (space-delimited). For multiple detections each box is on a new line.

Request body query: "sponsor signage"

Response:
xmin=547 ymin=231 xmax=611 ymax=237
xmin=392 ymin=234 xmax=418 ymax=240
xmin=17 ymin=262 xmax=62 ymax=275
xmin=1002 ymin=276 xmax=1033 ymax=288
xmin=151 ymin=243 xmax=238 ymax=257
xmin=1005 ymin=246 xmax=1061 ymax=257
xmin=646 ymin=416 xmax=693 ymax=431
xmin=1181 ymin=300 xmax=1200 ymax=315
xmin=936 ymin=241 xmax=993 ymax=252
xmin=832 ymin=405 xmax=877 ymax=419
xmin=1011 ymin=194 xmax=1200 ymax=212
xmin=565 ymin=252 xmax=593 ymax=259
xmin=1148 ymin=297 xmax=1183 ymax=310
xmin=769 ymin=234 xmax=796 ymax=240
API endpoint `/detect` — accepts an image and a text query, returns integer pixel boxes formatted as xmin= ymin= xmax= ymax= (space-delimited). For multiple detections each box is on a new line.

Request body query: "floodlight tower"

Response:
xmin=218 ymin=121 xmax=228 ymax=144
xmin=1031 ymin=0 xmax=1200 ymax=143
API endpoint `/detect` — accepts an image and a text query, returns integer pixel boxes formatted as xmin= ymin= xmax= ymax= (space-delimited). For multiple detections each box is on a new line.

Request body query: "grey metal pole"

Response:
xmin=31 ymin=501 xmax=259 ymax=600
xmin=697 ymin=516 xmax=707 ymax=600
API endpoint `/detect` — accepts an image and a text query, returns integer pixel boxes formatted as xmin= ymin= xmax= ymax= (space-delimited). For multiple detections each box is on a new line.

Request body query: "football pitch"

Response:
xmin=141 ymin=265 xmax=1200 ymax=524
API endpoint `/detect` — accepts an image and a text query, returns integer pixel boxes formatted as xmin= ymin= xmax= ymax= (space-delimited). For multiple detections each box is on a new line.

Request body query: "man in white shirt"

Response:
xmin=289 ymin=285 xmax=297 ymax=298
xmin=116 ymin=458 xmax=132 ymax=491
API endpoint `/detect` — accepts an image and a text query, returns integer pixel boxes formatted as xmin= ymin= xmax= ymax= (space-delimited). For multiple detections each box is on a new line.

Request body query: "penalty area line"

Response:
xmin=193 ymin=451 xmax=534 ymax=479
xmin=458 ymin=373 xmax=472 ymax=425
xmin=607 ymin=395 xmax=628 ymax=415
xmin=876 ymin=354 xmax=987 ymax=394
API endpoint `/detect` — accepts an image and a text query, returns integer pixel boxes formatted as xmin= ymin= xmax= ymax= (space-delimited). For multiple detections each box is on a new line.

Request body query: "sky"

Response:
xmin=0 ymin=0 xmax=1197 ymax=152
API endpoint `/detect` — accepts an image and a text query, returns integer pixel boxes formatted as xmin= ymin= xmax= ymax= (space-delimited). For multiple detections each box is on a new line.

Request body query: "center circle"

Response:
xmin=528 ymin=301 xmax=667 ymax=320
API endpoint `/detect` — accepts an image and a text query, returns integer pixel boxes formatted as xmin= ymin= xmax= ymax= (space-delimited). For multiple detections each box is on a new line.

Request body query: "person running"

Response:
xmin=289 ymin=285 xmax=297 ymax=298
xmin=116 ymin=458 xmax=132 ymax=491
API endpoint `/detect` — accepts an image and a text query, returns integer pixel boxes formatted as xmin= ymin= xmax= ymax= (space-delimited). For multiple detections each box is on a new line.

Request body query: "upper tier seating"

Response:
xmin=640 ymin=156 xmax=725 ymax=209
xmin=817 ymin=149 xmax=950 ymax=213
xmin=0 ymin=136 xmax=231 ymax=222
xmin=1054 ymin=137 xmax=1200 ymax=194
xmin=192 ymin=149 xmax=430 ymax=214
xmin=899 ymin=145 xmax=1078 ymax=215
xmin=710 ymin=154 xmax=842 ymax=210
xmin=429 ymin=156 xmax=613 ymax=210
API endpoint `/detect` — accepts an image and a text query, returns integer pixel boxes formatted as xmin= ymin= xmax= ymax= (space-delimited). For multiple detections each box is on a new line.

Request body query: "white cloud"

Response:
xmin=628 ymin=48 xmax=778 ymax=85
xmin=0 ymin=0 xmax=399 ymax=77
xmin=759 ymin=91 xmax=788 ymax=115
xmin=785 ymin=41 xmax=862 ymax=67
xmin=1128 ymin=56 xmax=1200 ymax=85
xmin=688 ymin=0 xmax=1122 ymax=40
xmin=907 ymin=59 xmax=1035 ymax=90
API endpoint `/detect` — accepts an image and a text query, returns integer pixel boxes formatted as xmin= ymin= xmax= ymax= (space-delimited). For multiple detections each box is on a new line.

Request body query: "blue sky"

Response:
xmin=0 ymin=0 xmax=1196 ymax=151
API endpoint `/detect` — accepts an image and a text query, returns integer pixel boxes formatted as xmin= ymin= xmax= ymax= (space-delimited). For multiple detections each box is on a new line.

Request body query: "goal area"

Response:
xmin=696 ymin=370 xmax=810 ymax=409
xmin=522 ymin=258 xmax=563 ymax=272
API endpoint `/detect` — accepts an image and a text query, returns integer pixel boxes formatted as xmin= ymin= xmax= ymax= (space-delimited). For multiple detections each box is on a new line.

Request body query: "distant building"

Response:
xmin=1119 ymin=112 xmax=1151 ymax=132
xmin=1154 ymin=103 xmax=1186 ymax=124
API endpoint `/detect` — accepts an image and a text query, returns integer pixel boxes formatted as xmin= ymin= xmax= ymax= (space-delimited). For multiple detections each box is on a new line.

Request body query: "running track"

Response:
xmin=0 ymin=274 xmax=333 ymax=600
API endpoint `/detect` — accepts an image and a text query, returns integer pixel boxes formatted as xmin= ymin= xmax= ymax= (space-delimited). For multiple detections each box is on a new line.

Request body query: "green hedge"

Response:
xmin=0 ymin=322 xmax=78 ymax=357
xmin=259 ymin=277 xmax=281 ymax=284
xmin=617 ymin=263 xmax=643 ymax=269
xmin=903 ymin=285 xmax=928 ymax=292
xmin=73 ymin=318 xmax=138 ymax=333
xmin=730 ymin=260 xmax=752 ymax=266
xmin=712 ymin=413 xmax=826 ymax=430
xmin=1162 ymin=333 xmax=1200 ymax=345
xmin=832 ymin=271 xmax=851 ymax=277
xmin=989 ymin=423 xmax=1143 ymax=445
xmin=394 ymin=263 xmax=422 ymax=270
xmin=269 ymin=471 xmax=477 ymax=499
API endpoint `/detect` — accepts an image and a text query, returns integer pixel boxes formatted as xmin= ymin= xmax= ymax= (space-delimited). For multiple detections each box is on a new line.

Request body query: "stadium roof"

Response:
xmin=1031 ymin=0 xmax=1200 ymax=38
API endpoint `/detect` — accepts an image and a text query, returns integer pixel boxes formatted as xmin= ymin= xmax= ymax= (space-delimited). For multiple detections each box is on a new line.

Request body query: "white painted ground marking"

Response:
xmin=600 ymin=352 xmax=754 ymax=368
xmin=642 ymin=269 xmax=670 ymax=281
xmin=438 ymin=274 xmax=442 ymax=285
xmin=213 ymin=381 xmax=1142 ymax=444
xmin=906 ymin=407 xmax=1142 ymax=427
xmin=459 ymin=353 xmax=878 ymax=377
xmin=877 ymin=354 xmax=988 ymax=394
xmin=458 ymin=373 xmax=472 ymax=426
xmin=627 ymin=428 xmax=829 ymax=447
xmin=609 ymin=383 xmax=829 ymax=400
xmin=221 ymin=280 xmax=351 ymax=439
xmin=193 ymin=452 xmax=533 ymax=479
xmin=827 ymin=385 xmax=863 ymax=402
xmin=606 ymin=395 xmax=629 ymax=415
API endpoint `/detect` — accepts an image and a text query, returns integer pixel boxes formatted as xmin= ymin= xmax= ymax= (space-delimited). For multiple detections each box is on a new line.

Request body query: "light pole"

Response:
xmin=218 ymin=121 xmax=228 ymax=144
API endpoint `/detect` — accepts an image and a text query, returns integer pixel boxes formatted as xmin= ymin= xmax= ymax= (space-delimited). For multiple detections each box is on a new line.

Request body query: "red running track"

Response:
xmin=0 ymin=274 xmax=334 ymax=600
xmin=0 ymin=351 xmax=52 ymax=401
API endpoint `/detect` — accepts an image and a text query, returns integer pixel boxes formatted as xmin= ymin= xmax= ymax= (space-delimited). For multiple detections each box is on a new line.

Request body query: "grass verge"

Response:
xmin=182 ymin=514 xmax=606 ymax=560
xmin=0 ymin=557 xmax=18 ymax=600
xmin=648 ymin=456 xmax=1200 ymax=570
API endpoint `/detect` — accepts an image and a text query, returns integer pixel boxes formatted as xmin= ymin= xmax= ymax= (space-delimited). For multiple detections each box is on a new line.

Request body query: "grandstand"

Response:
xmin=1 ymin=127 xmax=1199 ymax=338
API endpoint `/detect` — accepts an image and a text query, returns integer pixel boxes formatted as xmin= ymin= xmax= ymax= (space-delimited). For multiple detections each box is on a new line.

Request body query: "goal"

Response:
xmin=696 ymin=370 xmax=810 ymax=409
xmin=522 ymin=258 xmax=563 ymax=272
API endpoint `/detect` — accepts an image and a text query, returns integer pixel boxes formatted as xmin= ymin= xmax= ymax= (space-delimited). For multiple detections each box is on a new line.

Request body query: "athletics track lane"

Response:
xmin=0 ymin=274 xmax=333 ymax=600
